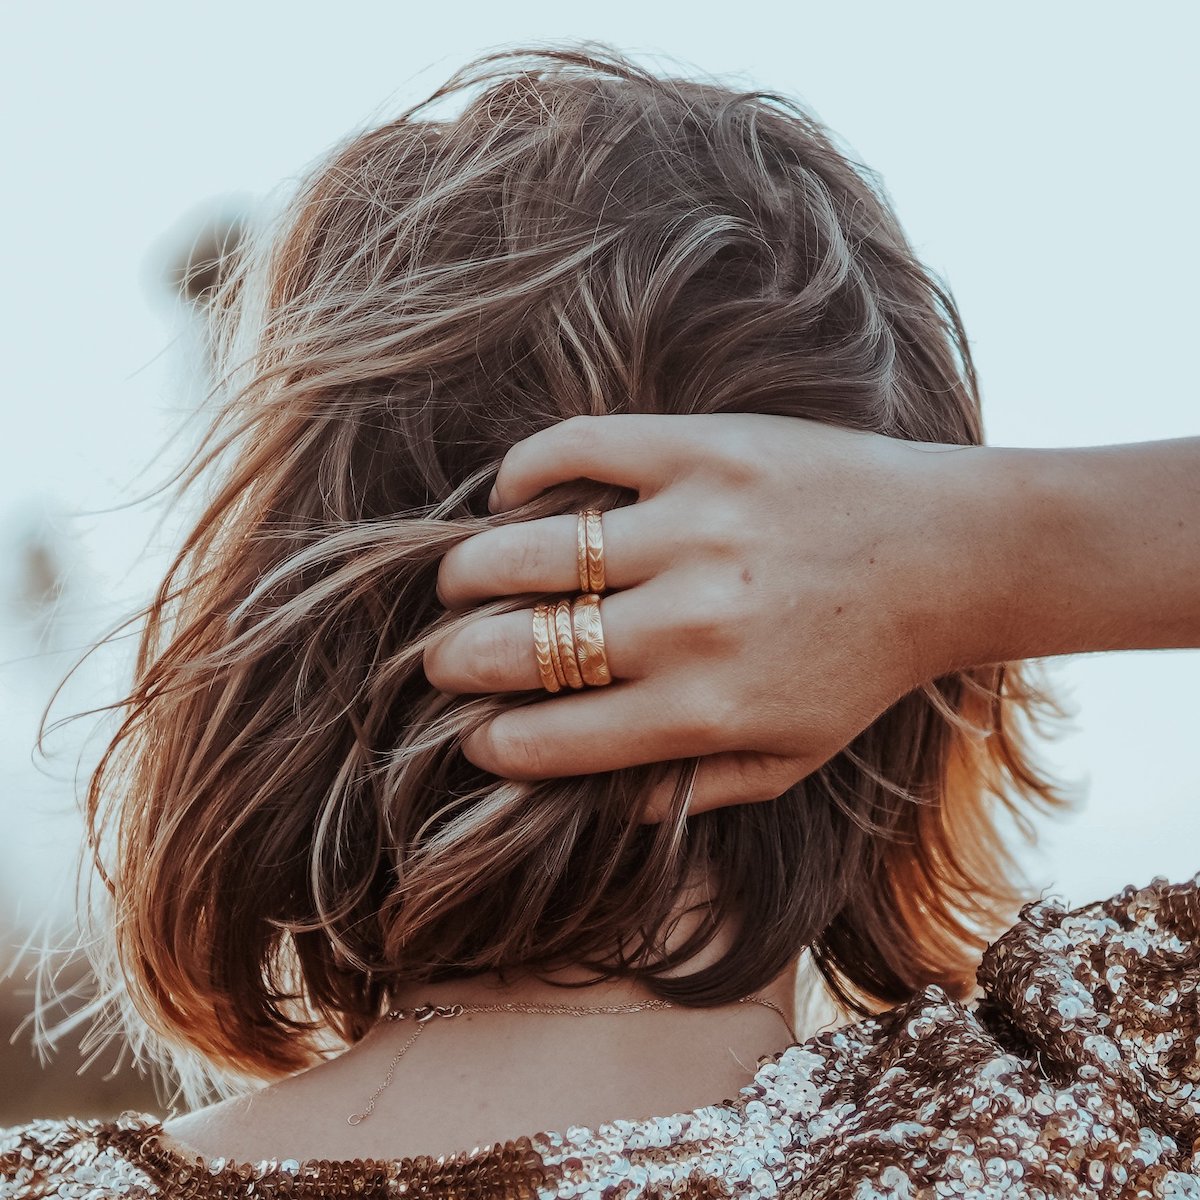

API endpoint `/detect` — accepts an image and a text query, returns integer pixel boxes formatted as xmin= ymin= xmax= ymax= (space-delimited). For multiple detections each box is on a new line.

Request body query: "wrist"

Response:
xmin=963 ymin=438 xmax=1200 ymax=660
xmin=865 ymin=432 xmax=1199 ymax=685
xmin=904 ymin=441 xmax=1054 ymax=676
xmin=909 ymin=438 xmax=1199 ymax=672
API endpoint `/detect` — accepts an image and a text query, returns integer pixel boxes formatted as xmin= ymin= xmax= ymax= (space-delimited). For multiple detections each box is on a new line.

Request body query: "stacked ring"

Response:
xmin=531 ymin=594 xmax=612 ymax=691
xmin=571 ymin=593 xmax=612 ymax=687
xmin=577 ymin=509 xmax=606 ymax=594
xmin=532 ymin=509 xmax=614 ymax=694
xmin=531 ymin=603 xmax=562 ymax=694
xmin=545 ymin=602 xmax=568 ymax=687
xmin=552 ymin=599 xmax=585 ymax=690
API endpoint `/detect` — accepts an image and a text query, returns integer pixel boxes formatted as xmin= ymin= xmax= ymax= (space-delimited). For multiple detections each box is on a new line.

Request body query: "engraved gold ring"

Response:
xmin=531 ymin=510 xmax=613 ymax=693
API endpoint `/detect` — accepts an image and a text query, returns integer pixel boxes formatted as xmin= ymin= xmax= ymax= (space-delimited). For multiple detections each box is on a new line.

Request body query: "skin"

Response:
xmin=163 ymin=889 xmax=814 ymax=1163
xmin=168 ymin=414 xmax=1199 ymax=1161
xmin=428 ymin=413 xmax=1200 ymax=819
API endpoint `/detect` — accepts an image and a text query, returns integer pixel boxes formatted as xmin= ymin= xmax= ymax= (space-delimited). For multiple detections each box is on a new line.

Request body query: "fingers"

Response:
xmin=437 ymin=501 xmax=667 ymax=609
xmin=488 ymin=414 xmax=709 ymax=512
xmin=636 ymin=751 xmax=813 ymax=823
xmin=425 ymin=588 xmax=657 ymax=694
xmin=459 ymin=679 xmax=738 ymax=778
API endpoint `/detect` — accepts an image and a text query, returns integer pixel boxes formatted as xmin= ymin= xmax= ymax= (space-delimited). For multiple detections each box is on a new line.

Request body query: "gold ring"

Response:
xmin=553 ymin=598 xmax=584 ymax=689
xmin=544 ymin=602 xmax=569 ymax=689
xmin=571 ymin=593 xmax=612 ymax=686
xmin=577 ymin=509 xmax=606 ymax=594
xmin=531 ymin=603 xmax=562 ymax=693
xmin=531 ymin=592 xmax=614 ymax=694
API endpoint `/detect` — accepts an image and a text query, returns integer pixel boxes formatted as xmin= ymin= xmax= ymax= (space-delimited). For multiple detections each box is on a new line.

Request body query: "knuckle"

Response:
xmin=558 ymin=414 xmax=601 ymax=459
xmin=743 ymin=756 xmax=801 ymax=803
xmin=423 ymin=618 xmax=521 ymax=694
xmin=707 ymin=428 xmax=759 ymax=488
xmin=459 ymin=620 xmax=521 ymax=692
xmin=671 ymin=583 xmax=744 ymax=654
xmin=504 ymin=525 xmax=551 ymax=587
xmin=442 ymin=525 xmax=551 ymax=603
xmin=678 ymin=681 xmax=739 ymax=746
xmin=695 ymin=515 xmax=746 ymax=564
xmin=479 ymin=719 xmax=546 ymax=778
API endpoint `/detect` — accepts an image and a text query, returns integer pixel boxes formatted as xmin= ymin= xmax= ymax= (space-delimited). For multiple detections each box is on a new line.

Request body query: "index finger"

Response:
xmin=488 ymin=413 xmax=707 ymax=512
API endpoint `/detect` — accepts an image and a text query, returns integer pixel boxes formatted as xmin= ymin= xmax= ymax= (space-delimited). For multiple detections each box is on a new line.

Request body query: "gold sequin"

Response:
xmin=6 ymin=873 xmax=1200 ymax=1196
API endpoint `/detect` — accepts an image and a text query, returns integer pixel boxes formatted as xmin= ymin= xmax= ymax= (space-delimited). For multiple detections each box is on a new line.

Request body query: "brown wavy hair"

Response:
xmin=61 ymin=44 xmax=1070 ymax=1090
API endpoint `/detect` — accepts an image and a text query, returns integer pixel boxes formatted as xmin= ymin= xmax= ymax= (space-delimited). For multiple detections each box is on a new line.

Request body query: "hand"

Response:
xmin=424 ymin=413 xmax=980 ymax=820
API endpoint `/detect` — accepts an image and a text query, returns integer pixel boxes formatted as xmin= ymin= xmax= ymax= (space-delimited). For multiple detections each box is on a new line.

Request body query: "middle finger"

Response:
xmin=437 ymin=500 xmax=669 ymax=610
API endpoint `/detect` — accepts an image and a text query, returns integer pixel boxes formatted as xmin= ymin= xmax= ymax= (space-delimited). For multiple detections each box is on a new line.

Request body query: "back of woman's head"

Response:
xmin=78 ymin=44 xmax=1067 ymax=1086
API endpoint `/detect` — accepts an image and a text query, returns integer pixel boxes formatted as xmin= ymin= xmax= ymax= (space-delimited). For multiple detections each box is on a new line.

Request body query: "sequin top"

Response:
xmin=5 ymin=871 xmax=1200 ymax=1198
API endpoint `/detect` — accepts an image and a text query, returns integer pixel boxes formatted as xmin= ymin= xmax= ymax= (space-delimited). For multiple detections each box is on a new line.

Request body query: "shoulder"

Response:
xmin=975 ymin=870 xmax=1200 ymax=1136
xmin=0 ymin=1113 xmax=160 ymax=1198
xmin=978 ymin=869 xmax=1200 ymax=1021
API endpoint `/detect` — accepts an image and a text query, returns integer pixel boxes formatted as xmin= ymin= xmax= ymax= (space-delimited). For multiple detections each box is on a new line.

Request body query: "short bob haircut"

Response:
xmin=71 ymin=44 xmax=1067 ymax=1089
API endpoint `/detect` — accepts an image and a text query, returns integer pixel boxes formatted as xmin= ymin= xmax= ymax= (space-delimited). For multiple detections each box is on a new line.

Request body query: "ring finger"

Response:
xmin=424 ymin=586 xmax=667 ymax=695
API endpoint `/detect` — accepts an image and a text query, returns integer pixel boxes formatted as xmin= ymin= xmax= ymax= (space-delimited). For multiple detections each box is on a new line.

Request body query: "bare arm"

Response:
xmin=929 ymin=437 xmax=1200 ymax=673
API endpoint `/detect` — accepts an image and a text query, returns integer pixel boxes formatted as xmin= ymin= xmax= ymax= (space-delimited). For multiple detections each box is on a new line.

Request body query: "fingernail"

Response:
xmin=486 ymin=486 xmax=499 ymax=513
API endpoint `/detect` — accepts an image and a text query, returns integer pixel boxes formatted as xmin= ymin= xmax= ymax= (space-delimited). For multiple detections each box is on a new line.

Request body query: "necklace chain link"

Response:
xmin=347 ymin=994 xmax=795 ymax=1126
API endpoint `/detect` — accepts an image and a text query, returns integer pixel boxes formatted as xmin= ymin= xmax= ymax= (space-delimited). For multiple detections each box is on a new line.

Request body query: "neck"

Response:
xmin=161 ymin=893 xmax=830 ymax=1164
xmin=384 ymin=888 xmax=801 ymax=1038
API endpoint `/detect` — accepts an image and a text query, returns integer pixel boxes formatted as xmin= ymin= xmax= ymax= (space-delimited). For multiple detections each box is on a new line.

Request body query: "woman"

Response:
xmin=3 ymin=44 xmax=1198 ymax=1198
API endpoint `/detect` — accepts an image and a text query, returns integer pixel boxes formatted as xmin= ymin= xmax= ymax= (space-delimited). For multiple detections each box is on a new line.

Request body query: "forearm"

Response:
xmin=928 ymin=437 xmax=1200 ymax=670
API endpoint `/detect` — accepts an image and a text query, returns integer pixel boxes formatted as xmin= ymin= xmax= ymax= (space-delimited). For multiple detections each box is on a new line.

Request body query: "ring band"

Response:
xmin=534 ymin=511 xmax=611 ymax=695
xmin=531 ymin=594 xmax=613 ymax=693
xmin=544 ymin=602 xmax=569 ymax=689
xmin=577 ymin=509 xmax=606 ymax=594
xmin=552 ymin=599 xmax=584 ymax=690
xmin=571 ymin=593 xmax=612 ymax=686
xmin=531 ymin=603 xmax=562 ymax=693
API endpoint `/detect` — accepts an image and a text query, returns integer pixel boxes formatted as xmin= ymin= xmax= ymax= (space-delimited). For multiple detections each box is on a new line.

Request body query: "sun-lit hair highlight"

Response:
xmin=46 ymin=43 xmax=1070 ymax=1096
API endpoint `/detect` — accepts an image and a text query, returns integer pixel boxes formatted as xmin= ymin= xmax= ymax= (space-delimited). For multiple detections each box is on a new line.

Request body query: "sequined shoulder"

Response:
xmin=976 ymin=870 xmax=1200 ymax=1141
xmin=0 ymin=1113 xmax=159 ymax=1199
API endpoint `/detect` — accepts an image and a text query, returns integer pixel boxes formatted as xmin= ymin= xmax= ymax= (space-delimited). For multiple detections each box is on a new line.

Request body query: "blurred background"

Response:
xmin=1 ymin=1 xmax=1196 ymax=1125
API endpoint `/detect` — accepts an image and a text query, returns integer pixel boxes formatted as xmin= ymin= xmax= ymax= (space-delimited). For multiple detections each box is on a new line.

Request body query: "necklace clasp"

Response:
xmin=396 ymin=1002 xmax=464 ymax=1022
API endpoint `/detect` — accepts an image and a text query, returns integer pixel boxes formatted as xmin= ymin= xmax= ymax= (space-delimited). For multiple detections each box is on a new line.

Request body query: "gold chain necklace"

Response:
xmin=347 ymin=994 xmax=796 ymax=1125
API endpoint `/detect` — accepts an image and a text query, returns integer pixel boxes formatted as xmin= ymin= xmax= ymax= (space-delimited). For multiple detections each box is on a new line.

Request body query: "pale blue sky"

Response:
xmin=1 ymin=1 xmax=1196 ymax=928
